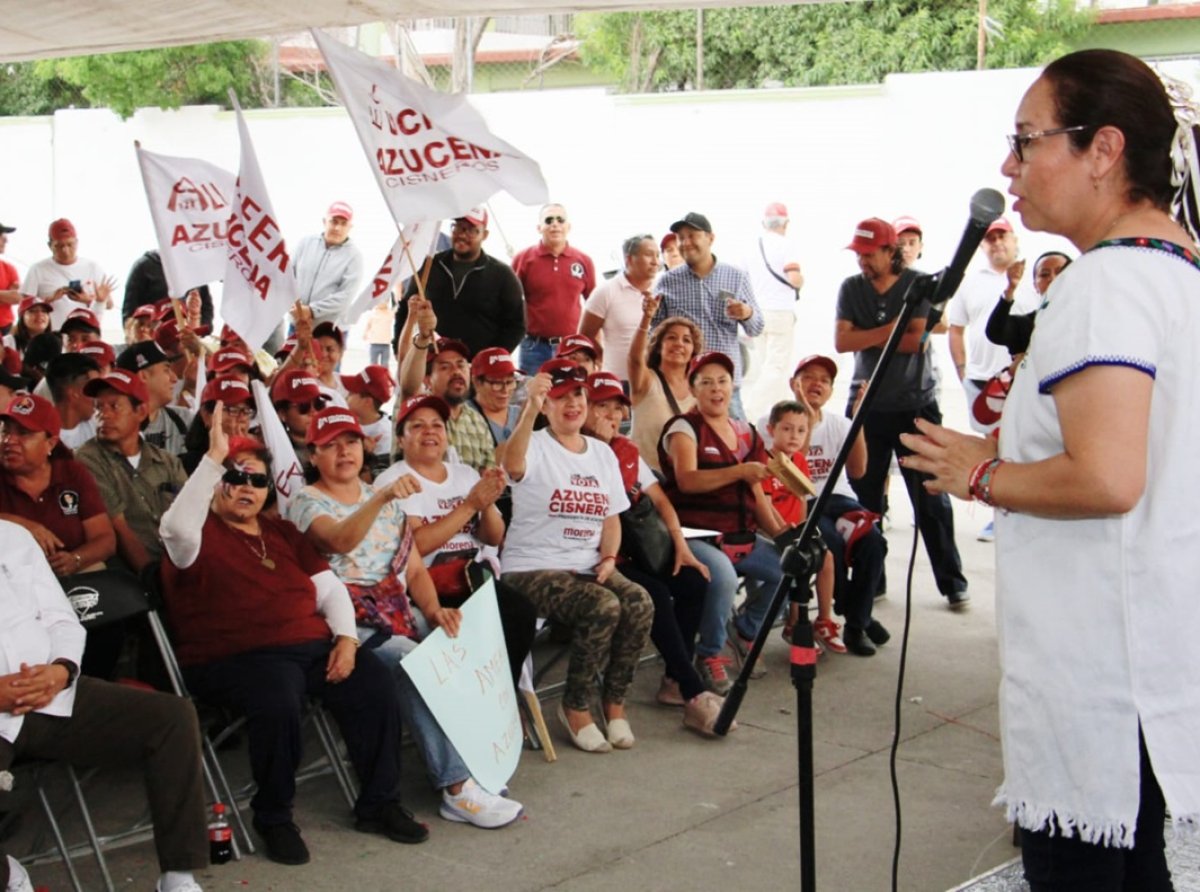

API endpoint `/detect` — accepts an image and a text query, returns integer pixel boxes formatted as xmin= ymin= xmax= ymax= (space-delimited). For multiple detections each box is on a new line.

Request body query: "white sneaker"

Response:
xmin=5 ymin=857 xmax=32 ymax=892
xmin=440 ymin=778 xmax=524 ymax=829
xmin=156 ymin=872 xmax=203 ymax=892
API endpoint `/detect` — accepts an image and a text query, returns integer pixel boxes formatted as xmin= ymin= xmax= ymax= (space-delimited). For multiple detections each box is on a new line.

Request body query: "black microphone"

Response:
xmin=924 ymin=188 xmax=1007 ymax=331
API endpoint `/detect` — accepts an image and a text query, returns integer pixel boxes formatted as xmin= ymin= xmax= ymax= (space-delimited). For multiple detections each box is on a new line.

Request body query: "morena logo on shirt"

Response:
xmin=570 ymin=262 xmax=585 ymax=279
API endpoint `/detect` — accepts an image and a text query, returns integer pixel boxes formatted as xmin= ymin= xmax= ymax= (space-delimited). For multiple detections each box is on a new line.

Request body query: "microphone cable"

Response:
xmin=889 ymin=466 xmax=931 ymax=892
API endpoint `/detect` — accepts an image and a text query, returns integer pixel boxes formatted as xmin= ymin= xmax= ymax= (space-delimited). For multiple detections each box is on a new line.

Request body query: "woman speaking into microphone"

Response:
xmin=901 ymin=50 xmax=1200 ymax=890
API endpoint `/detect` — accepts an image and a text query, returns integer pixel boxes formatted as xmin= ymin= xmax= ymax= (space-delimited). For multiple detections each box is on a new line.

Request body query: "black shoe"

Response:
xmin=865 ymin=620 xmax=891 ymax=647
xmin=356 ymin=802 xmax=430 ymax=844
xmin=843 ymin=627 xmax=876 ymax=657
xmin=947 ymin=590 xmax=971 ymax=611
xmin=253 ymin=818 xmax=310 ymax=865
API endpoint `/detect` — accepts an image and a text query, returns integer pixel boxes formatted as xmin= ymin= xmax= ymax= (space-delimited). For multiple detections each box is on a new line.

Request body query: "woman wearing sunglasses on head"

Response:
xmin=159 ymin=404 xmax=428 ymax=866
xmin=500 ymin=359 xmax=653 ymax=754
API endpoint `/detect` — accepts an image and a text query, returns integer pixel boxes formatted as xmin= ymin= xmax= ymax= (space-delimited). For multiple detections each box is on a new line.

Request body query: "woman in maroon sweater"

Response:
xmin=159 ymin=405 xmax=427 ymax=867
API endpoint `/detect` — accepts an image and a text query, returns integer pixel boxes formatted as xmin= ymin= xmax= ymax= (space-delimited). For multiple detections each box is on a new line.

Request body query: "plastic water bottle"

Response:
xmin=208 ymin=802 xmax=233 ymax=864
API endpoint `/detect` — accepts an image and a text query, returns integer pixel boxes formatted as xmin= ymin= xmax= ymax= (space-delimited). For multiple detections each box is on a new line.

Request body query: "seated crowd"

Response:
xmin=0 ymin=206 xmax=926 ymax=889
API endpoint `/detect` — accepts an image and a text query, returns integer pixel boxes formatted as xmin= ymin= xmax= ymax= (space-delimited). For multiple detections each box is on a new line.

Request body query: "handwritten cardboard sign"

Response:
xmin=401 ymin=580 xmax=520 ymax=794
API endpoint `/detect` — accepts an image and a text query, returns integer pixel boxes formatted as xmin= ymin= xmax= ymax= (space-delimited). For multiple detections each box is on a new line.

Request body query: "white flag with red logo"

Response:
xmin=134 ymin=145 xmax=236 ymax=299
xmin=342 ymin=221 xmax=441 ymax=324
xmin=250 ymin=380 xmax=305 ymax=515
xmin=221 ymin=94 xmax=296 ymax=352
xmin=312 ymin=28 xmax=548 ymax=226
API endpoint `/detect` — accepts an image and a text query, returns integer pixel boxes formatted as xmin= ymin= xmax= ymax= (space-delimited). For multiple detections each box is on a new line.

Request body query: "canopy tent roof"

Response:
xmin=1 ymin=0 xmax=834 ymax=63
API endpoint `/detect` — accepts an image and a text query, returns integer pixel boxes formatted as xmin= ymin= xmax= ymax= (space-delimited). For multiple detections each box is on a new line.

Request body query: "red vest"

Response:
xmin=658 ymin=410 xmax=766 ymax=534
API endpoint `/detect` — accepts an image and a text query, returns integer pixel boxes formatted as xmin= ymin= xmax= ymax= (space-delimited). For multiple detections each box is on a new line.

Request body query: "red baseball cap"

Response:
xmin=218 ymin=324 xmax=242 ymax=344
xmin=457 ymin=207 xmax=488 ymax=228
xmin=61 ymin=309 xmax=101 ymax=334
xmin=48 ymin=218 xmax=76 ymax=241
xmin=342 ymin=365 xmax=394 ymax=405
xmin=207 ymin=347 xmax=255 ymax=374
xmin=659 ymin=233 xmax=677 ymax=252
xmin=539 ymin=359 xmax=588 ymax=399
xmin=154 ymin=317 xmax=212 ymax=356
xmin=76 ymin=341 xmax=116 ymax=369
xmin=201 ymin=375 xmax=254 ymax=407
xmin=586 ymin=371 xmax=629 ymax=406
xmin=892 ymin=216 xmax=922 ymax=236
xmin=792 ymin=354 xmax=838 ymax=380
xmin=688 ymin=351 xmax=735 ymax=381
xmin=395 ymin=394 xmax=451 ymax=430
xmin=326 ymin=201 xmax=354 ymax=221
xmin=305 ymin=406 xmax=364 ymax=447
xmin=82 ymin=369 xmax=150 ymax=404
xmin=131 ymin=304 xmax=160 ymax=322
xmin=0 ymin=392 xmax=61 ymax=438
xmin=274 ymin=337 xmax=298 ymax=362
xmin=764 ymin=202 xmax=789 ymax=219
xmin=270 ymin=369 xmax=324 ymax=405
xmin=847 ymin=218 xmax=897 ymax=254
xmin=470 ymin=347 xmax=516 ymax=379
xmin=432 ymin=337 xmax=471 ymax=362
xmin=986 ymin=217 xmax=1014 ymax=235
xmin=18 ymin=296 xmax=53 ymax=316
xmin=555 ymin=334 xmax=599 ymax=360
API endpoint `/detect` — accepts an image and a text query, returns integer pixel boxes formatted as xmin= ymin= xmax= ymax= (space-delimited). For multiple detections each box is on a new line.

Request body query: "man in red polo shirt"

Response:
xmin=511 ymin=203 xmax=596 ymax=377
xmin=0 ymin=223 xmax=21 ymax=336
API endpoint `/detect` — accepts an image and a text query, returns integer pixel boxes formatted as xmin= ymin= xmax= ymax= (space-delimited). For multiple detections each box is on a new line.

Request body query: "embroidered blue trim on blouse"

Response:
xmin=1090 ymin=237 xmax=1200 ymax=271
xmin=1039 ymin=357 xmax=1157 ymax=394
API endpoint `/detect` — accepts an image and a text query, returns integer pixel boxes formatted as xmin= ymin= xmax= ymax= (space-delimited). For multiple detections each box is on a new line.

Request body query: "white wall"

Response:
xmin=2 ymin=59 xmax=1196 ymax=415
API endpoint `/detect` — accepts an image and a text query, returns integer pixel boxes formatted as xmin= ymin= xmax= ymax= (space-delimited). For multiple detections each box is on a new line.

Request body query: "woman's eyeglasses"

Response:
xmin=222 ymin=469 xmax=271 ymax=489
xmin=1006 ymin=125 xmax=1093 ymax=163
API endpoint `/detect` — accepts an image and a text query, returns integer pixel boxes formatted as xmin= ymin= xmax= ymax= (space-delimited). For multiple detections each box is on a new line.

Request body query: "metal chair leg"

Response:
xmin=66 ymin=766 xmax=114 ymax=892
xmin=310 ymin=706 xmax=357 ymax=811
xmin=36 ymin=782 xmax=85 ymax=892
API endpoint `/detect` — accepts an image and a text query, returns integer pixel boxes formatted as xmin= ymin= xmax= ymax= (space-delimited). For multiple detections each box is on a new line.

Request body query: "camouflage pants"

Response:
xmin=502 ymin=569 xmax=654 ymax=712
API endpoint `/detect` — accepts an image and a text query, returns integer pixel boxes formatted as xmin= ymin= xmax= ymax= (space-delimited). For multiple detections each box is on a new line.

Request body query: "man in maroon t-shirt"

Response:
xmin=511 ymin=203 xmax=596 ymax=377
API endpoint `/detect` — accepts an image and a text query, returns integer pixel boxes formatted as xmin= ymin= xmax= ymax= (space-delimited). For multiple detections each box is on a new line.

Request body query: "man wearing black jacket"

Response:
xmin=122 ymin=250 xmax=214 ymax=328
xmin=392 ymin=208 xmax=524 ymax=357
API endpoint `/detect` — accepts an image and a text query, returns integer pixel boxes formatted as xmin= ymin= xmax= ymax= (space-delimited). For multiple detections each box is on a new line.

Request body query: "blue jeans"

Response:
xmin=368 ymin=343 xmax=391 ymax=367
xmin=517 ymin=336 xmax=556 ymax=377
xmin=729 ymin=535 xmax=785 ymax=641
xmin=688 ymin=539 xmax=739 ymax=658
xmin=359 ymin=626 xmax=470 ymax=791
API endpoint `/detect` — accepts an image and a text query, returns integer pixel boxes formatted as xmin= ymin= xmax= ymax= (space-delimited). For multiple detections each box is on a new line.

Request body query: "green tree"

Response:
xmin=0 ymin=62 xmax=86 ymax=116
xmin=577 ymin=0 xmax=1093 ymax=93
xmin=31 ymin=41 xmax=274 ymax=118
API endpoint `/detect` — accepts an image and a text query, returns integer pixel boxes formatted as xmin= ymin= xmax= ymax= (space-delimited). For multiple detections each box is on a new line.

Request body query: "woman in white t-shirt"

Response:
xmin=902 ymin=50 xmax=1200 ymax=889
xmin=376 ymin=393 xmax=538 ymax=686
xmin=500 ymin=360 xmax=653 ymax=754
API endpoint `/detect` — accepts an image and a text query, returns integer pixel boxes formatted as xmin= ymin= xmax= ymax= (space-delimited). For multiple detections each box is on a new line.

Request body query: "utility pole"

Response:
xmin=977 ymin=0 xmax=987 ymax=70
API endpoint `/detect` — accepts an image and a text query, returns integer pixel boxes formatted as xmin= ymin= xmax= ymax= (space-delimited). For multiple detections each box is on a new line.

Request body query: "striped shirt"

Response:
xmin=651 ymin=258 xmax=763 ymax=381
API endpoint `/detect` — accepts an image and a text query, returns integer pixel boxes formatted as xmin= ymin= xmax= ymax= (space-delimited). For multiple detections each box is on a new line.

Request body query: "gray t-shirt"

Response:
xmin=835 ymin=268 xmax=936 ymax=412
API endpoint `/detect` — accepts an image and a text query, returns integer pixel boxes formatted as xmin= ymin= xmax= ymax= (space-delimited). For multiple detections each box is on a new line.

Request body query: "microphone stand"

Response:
xmin=714 ymin=269 xmax=939 ymax=892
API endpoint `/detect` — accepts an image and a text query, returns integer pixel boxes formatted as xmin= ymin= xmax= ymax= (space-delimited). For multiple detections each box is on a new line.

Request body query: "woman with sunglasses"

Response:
xmin=287 ymin=406 xmax=525 ymax=830
xmin=160 ymin=404 xmax=428 ymax=865
xmin=902 ymin=50 xmax=1200 ymax=890
xmin=500 ymin=359 xmax=653 ymax=753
